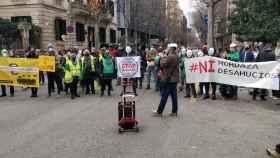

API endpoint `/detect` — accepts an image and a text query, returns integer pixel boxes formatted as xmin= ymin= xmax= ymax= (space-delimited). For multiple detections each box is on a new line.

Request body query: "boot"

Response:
xmin=108 ymin=90 xmax=111 ymax=96
xmin=212 ymin=94 xmax=216 ymax=100
xmin=100 ymin=91 xmax=104 ymax=97
xmin=146 ymin=84 xmax=150 ymax=90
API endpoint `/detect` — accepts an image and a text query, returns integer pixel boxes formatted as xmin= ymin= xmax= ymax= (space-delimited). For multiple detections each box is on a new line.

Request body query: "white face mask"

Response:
xmin=186 ymin=50 xmax=192 ymax=58
xmin=198 ymin=51 xmax=204 ymax=57
xmin=208 ymin=48 xmax=215 ymax=56
xmin=126 ymin=47 xmax=132 ymax=54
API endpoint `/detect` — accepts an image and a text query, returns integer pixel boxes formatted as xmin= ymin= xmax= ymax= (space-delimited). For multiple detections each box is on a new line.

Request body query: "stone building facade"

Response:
xmin=117 ymin=0 xmax=167 ymax=47
xmin=213 ymin=0 xmax=236 ymax=51
xmin=0 ymin=0 xmax=118 ymax=49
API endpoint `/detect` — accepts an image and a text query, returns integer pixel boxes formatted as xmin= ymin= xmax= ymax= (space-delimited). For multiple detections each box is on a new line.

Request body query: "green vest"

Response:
xmin=102 ymin=57 xmax=114 ymax=74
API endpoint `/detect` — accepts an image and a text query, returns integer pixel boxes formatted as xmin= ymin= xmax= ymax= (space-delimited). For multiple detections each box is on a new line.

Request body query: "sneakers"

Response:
xmin=152 ymin=110 xmax=162 ymax=117
xmin=152 ymin=110 xmax=178 ymax=117
xmin=267 ymin=148 xmax=280 ymax=158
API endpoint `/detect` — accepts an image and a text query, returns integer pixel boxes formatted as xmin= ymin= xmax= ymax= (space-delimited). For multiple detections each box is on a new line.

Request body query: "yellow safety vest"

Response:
xmin=70 ymin=61 xmax=81 ymax=77
xmin=64 ymin=59 xmax=73 ymax=83
xmin=81 ymin=55 xmax=96 ymax=72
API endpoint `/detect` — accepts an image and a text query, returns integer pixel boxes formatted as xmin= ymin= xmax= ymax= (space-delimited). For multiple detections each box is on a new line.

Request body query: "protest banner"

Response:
xmin=116 ymin=56 xmax=141 ymax=78
xmin=0 ymin=66 xmax=39 ymax=87
xmin=0 ymin=56 xmax=55 ymax=72
xmin=185 ymin=56 xmax=280 ymax=90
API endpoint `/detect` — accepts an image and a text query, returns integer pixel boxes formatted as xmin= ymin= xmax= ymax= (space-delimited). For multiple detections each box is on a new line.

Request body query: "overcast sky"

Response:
xmin=178 ymin=0 xmax=195 ymax=26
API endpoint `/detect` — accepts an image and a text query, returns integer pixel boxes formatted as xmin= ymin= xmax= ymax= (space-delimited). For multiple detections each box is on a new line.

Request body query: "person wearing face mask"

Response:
xmin=64 ymin=51 xmax=72 ymax=95
xmin=198 ymin=47 xmax=207 ymax=97
xmin=240 ymin=43 xmax=255 ymax=62
xmin=0 ymin=49 xmax=15 ymax=97
xmin=46 ymin=49 xmax=64 ymax=97
xmin=81 ymin=49 xmax=97 ymax=95
xmin=121 ymin=46 xmax=138 ymax=96
xmin=184 ymin=49 xmax=197 ymax=98
xmin=98 ymin=49 xmax=115 ymax=96
xmin=203 ymin=48 xmax=217 ymax=100
xmin=27 ymin=48 xmax=39 ymax=97
xmin=64 ymin=51 xmax=81 ymax=99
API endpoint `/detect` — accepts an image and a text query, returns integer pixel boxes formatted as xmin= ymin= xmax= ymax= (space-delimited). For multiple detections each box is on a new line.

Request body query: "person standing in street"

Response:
xmin=253 ymin=43 xmax=276 ymax=101
xmin=183 ymin=49 xmax=197 ymax=98
xmin=27 ymin=48 xmax=39 ymax=98
xmin=81 ymin=49 xmax=97 ymax=95
xmin=47 ymin=49 xmax=64 ymax=97
xmin=153 ymin=43 xmax=179 ymax=116
xmin=228 ymin=43 xmax=240 ymax=100
xmin=121 ymin=46 xmax=138 ymax=96
xmin=0 ymin=49 xmax=14 ymax=97
xmin=138 ymin=46 xmax=147 ymax=89
xmin=146 ymin=48 xmax=157 ymax=90
xmin=64 ymin=51 xmax=81 ymax=100
xmin=99 ymin=49 xmax=115 ymax=96
xmin=203 ymin=48 xmax=217 ymax=100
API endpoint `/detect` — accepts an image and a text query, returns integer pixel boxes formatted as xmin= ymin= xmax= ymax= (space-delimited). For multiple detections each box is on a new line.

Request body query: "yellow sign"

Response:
xmin=0 ymin=56 xmax=55 ymax=72
xmin=0 ymin=66 xmax=39 ymax=88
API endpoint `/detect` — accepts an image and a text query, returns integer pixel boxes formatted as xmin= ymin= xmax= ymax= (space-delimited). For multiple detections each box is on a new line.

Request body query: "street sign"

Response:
xmin=204 ymin=15 xmax=208 ymax=25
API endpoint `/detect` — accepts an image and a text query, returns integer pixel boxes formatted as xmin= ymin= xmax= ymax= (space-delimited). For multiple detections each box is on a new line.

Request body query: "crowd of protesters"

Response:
xmin=1 ymin=41 xmax=280 ymax=104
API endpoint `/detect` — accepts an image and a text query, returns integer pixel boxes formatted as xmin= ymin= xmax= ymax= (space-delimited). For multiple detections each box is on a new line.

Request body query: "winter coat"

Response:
xmin=240 ymin=51 xmax=255 ymax=62
xmin=160 ymin=53 xmax=179 ymax=83
xmin=256 ymin=50 xmax=276 ymax=62
xmin=228 ymin=51 xmax=240 ymax=62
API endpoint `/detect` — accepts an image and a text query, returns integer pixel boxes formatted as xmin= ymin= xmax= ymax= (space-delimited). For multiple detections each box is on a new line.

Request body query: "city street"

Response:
xmin=1 ymin=84 xmax=280 ymax=158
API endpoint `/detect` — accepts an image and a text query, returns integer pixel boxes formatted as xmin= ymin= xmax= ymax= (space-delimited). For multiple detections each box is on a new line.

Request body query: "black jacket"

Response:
xmin=256 ymin=50 xmax=275 ymax=62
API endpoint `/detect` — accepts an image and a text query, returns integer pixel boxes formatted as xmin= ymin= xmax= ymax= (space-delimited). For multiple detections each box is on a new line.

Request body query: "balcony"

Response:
xmin=69 ymin=0 xmax=112 ymax=23
xmin=70 ymin=1 xmax=91 ymax=16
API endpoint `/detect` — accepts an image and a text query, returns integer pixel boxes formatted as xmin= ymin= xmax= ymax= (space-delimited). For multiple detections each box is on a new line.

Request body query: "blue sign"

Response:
xmin=204 ymin=15 xmax=208 ymax=25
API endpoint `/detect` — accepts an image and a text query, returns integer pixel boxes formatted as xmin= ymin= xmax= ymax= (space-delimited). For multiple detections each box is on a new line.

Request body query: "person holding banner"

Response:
xmin=184 ymin=49 xmax=197 ymax=98
xmin=203 ymin=48 xmax=217 ymax=100
xmin=228 ymin=43 xmax=241 ymax=100
xmin=120 ymin=46 xmax=138 ymax=96
xmin=27 ymin=48 xmax=39 ymax=98
xmin=153 ymin=43 xmax=179 ymax=117
xmin=253 ymin=43 xmax=276 ymax=101
xmin=47 ymin=49 xmax=64 ymax=97
xmin=0 ymin=50 xmax=15 ymax=97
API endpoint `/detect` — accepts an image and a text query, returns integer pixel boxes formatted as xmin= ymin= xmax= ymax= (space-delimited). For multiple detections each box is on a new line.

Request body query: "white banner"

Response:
xmin=185 ymin=56 xmax=280 ymax=90
xmin=116 ymin=56 xmax=141 ymax=78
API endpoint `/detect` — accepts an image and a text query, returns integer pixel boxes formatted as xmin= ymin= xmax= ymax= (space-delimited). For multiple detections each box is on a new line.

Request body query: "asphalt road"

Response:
xmin=0 ymin=84 xmax=280 ymax=158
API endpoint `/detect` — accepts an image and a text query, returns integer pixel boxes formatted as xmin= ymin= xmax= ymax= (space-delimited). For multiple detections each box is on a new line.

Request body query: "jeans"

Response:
xmin=157 ymin=83 xmax=178 ymax=114
xmin=186 ymin=83 xmax=197 ymax=97
xmin=146 ymin=66 xmax=156 ymax=87
xmin=205 ymin=82 xmax=217 ymax=96
xmin=47 ymin=72 xmax=63 ymax=96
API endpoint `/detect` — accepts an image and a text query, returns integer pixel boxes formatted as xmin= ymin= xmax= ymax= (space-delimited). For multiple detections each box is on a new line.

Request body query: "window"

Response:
xmin=108 ymin=0 xmax=114 ymax=16
xmin=76 ymin=23 xmax=85 ymax=42
xmin=55 ymin=18 xmax=66 ymax=41
xmin=110 ymin=29 xmax=116 ymax=43
xmin=11 ymin=16 xmax=32 ymax=24
xmin=99 ymin=27 xmax=106 ymax=44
